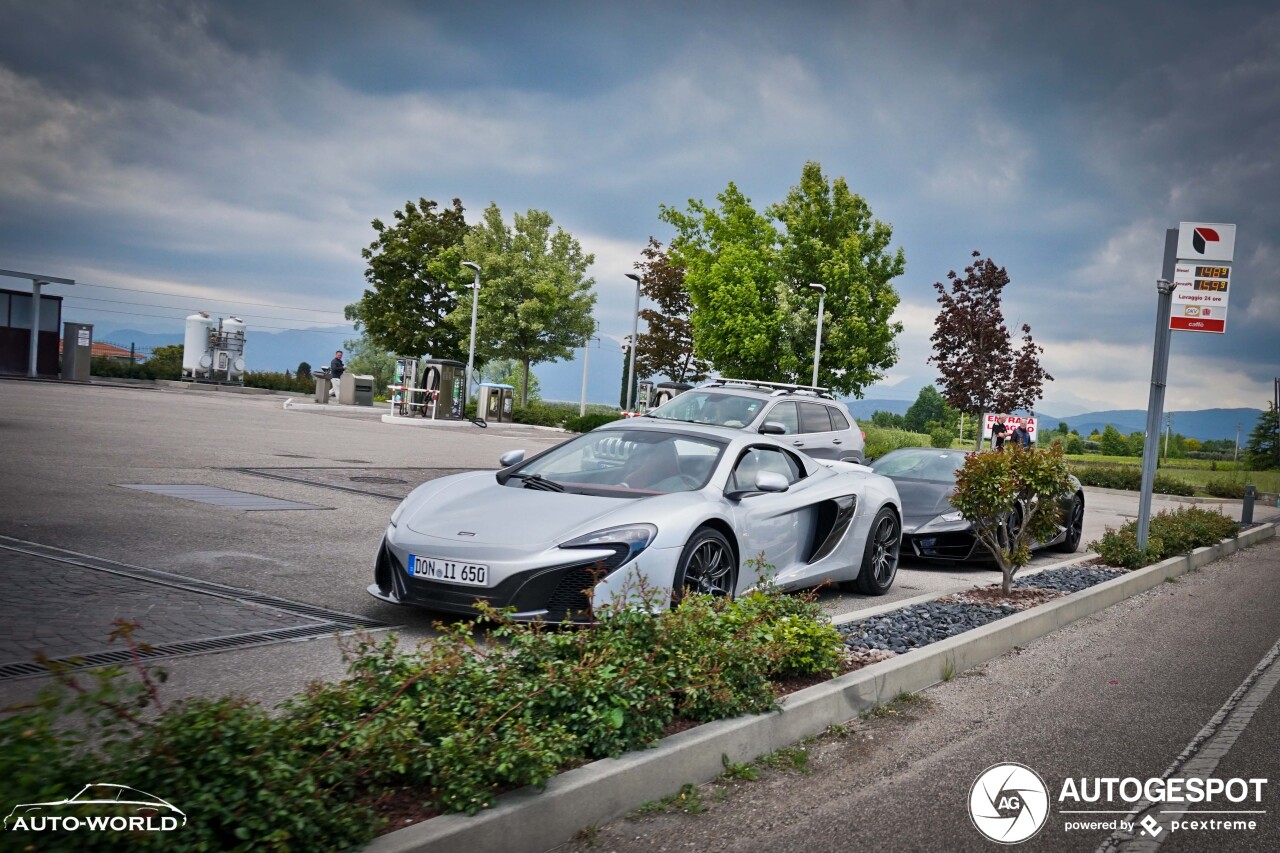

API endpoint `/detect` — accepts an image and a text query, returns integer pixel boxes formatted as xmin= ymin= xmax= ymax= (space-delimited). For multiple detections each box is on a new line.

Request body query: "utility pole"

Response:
xmin=1235 ymin=422 xmax=1241 ymax=462
xmin=1163 ymin=413 xmax=1173 ymax=460
xmin=579 ymin=331 xmax=597 ymax=417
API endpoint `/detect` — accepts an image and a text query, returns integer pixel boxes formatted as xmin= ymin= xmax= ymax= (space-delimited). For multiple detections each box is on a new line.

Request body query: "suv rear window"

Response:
xmin=829 ymin=407 xmax=850 ymax=431
xmin=798 ymin=402 xmax=833 ymax=434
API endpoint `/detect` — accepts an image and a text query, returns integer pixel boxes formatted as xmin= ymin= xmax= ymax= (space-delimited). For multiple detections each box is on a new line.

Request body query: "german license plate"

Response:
xmin=407 ymin=555 xmax=489 ymax=587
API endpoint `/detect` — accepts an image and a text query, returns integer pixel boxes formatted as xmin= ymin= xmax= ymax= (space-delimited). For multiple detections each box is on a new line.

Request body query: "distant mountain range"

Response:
xmin=844 ymin=398 xmax=1260 ymax=443
xmin=98 ymin=327 xmax=1262 ymax=442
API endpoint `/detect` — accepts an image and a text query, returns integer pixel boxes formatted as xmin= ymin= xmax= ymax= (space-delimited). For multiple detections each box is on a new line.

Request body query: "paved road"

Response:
xmin=561 ymin=536 xmax=1280 ymax=853
xmin=1 ymin=378 xmax=1274 ymax=711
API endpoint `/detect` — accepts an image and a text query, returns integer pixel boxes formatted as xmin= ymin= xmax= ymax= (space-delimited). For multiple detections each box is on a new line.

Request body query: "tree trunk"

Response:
xmin=521 ymin=358 xmax=531 ymax=407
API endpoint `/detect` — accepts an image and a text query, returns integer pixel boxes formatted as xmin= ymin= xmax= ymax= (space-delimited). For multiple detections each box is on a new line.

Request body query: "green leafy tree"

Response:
xmin=1245 ymin=404 xmax=1279 ymax=469
xmin=929 ymin=251 xmax=1053 ymax=449
xmin=661 ymin=162 xmax=905 ymax=396
xmin=871 ymin=410 xmax=906 ymax=429
xmin=661 ymin=183 xmax=784 ymax=381
xmin=903 ymin=386 xmax=957 ymax=434
xmin=1099 ymin=424 xmax=1129 ymax=456
xmin=1066 ymin=434 xmax=1084 ymax=455
xmin=1128 ymin=431 xmax=1146 ymax=457
xmin=950 ymin=446 xmax=1074 ymax=594
xmin=456 ymin=204 xmax=596 ymax=405
xmin=296 ymin=361 xmax=312 ymax=380
xmin=143 ymin=344 xmax=183 ymax=380
xmin=633 ymin=238 xmax=709 ymax=384
xmin=1057 ymin=422 xmax=1070 ymax=435
xmin=347 ymin=197 xmax=471 ymax=360
xmin=766 ymin=161 xmax=905 ymax=394
xmin=342 ymin=332 xmax=398 ymax=395
xmin=481 ymin=358 xmax=540 ymax=403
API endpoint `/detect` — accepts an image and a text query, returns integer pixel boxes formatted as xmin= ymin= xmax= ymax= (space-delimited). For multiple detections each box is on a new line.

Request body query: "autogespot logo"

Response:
xmin=969 ymin=763 xmax=1050 ymax=844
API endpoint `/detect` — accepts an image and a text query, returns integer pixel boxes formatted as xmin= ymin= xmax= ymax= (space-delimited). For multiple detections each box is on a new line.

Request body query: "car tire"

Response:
xmin=672 ymin=527 xmax=736 ymax=603
xmin=1051 ymin=494 xmax=1085 ymax=553
xmin=853 ymin=507 xmax=900 ymax=596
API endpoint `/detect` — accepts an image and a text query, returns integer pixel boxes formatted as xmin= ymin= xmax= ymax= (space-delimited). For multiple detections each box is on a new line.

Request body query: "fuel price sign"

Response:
xmin=1171 ymin=222 xmax=1235 ymax=334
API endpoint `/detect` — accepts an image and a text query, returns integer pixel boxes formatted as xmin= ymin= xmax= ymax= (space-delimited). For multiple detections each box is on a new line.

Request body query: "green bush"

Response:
xmin=243 ymin=370 xmax=314 ymax=393
xmin=1069 ymin=465 xmax=1195 ymax=496
xmin=929 ymin=427 xmax=955 ymax=449
xmin=564 ymin=412 xmax=625 ymax=433
xmin=1090 ymin=506 xmax=1238 ymax=569
xmin=864 ymin=426 xmax=931 ymax=459
xmin=4 ymin=587 xmax=846 ymax=848
xmin=1202 ymin=479 xmax=1246 ymax=499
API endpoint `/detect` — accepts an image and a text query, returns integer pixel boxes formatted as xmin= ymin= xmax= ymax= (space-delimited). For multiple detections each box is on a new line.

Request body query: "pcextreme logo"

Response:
xmin=4 ymin=784 xmax=186 ymax=834
xmin=969 ymin=763 xmax=1050 ymax=844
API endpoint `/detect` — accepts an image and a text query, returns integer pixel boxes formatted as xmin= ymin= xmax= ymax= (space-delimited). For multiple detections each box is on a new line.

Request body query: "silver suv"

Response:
xmin=644 ymin=379 xmax=866 ymax=463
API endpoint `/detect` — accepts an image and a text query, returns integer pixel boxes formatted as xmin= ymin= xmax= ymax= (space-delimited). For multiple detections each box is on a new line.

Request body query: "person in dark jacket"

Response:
xmin=329 ymin=350 xmax=345 ymax=398
xmin=1012 ymin=422 xmax=1032 ymax=449
xmin=991 ymin=415 xmax=1009 ymax=451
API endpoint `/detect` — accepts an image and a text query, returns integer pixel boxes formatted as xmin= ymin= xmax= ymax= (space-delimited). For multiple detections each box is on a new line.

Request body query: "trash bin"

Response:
xmin=348 ymin=374 xmax=374 ymax=407
xmin=312 ymin=369 xmax=330 ymax=404
xmin=478 ymin=383 xmax=515 ymax=423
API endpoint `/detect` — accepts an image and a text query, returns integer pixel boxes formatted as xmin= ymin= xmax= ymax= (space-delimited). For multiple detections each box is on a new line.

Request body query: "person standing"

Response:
xmin=1012 ymin=421 xmax=1032 ymax=449
xmin=991 ymin=415 xmax=1009 ymax=452
xmin=329 ymin=350 xmax=345 ymax=398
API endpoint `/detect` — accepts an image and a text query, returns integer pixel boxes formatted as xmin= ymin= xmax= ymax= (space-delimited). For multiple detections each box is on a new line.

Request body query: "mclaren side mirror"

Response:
xmin=499 ymin=449 xmax=525 ymax=468
xmin=755 ymin=471 xmax=790 ymax=493
xmin=758 ymin=421 xmax=786 ymax=435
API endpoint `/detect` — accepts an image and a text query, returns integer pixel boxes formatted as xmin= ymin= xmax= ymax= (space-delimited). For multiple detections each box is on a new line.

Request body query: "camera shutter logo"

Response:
xmin=969 ymin=763 xmax=1050 ymax=844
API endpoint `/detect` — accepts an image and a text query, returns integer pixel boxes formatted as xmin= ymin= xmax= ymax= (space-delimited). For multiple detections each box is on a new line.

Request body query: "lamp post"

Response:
xmin=461 ymin=261 xmax=481 ymax=399
xmin=580 ymin=325 xmax=597 ymax=417
xmin=625 ymin=273 xmax=641 ymax=411
xmin=808 ymin=283 xmax=827 ymax=387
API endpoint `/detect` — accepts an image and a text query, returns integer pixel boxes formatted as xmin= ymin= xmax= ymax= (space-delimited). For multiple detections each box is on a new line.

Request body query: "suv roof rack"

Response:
xmin=703 ymin=377 xmax=835 ymax=400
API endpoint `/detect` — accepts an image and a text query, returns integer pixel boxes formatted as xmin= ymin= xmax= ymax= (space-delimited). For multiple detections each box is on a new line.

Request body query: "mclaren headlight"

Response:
xmin=559 ymin=523 xmax=658 ymax=562
xmin=917 ymin=510 xmax=967 ymax=532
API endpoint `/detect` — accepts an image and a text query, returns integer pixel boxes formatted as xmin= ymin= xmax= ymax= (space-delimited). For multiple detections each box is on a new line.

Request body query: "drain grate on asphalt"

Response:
xmin=0 ymin=537 xmax=393 ymax=681
xmin=116 ymin=484 xmax=326 ymax=511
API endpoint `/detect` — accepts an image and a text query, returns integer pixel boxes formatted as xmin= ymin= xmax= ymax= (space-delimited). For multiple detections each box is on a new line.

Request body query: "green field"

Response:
xmin=1065 ymin=455 xmax=1280 ymax=494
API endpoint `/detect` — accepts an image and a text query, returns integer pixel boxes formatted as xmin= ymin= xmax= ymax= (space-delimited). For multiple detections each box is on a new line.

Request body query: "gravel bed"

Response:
xmin=1014 ymin=564 xmax=1125 ymax=594
xmin=839 ymin=564 xmax=1128 ymax=654
xmin=839 ymin=602 xmax=1020 ymax=653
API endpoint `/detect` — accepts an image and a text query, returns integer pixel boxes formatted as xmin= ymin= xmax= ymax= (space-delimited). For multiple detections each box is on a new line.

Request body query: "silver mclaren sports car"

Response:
xmin=368 ymin=419 xmax=903 ymax=622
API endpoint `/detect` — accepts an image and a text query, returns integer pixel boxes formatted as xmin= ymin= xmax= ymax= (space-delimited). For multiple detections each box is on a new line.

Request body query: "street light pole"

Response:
xmin=808 ymin=283 xmax=827 ymax=387
xmin=625 ymin=273 xmax=641 ymax=411
xmin=461 ymin=261 xmax=481 ymax=399
xmin=579 ymin=326 xmax=597 ymax=417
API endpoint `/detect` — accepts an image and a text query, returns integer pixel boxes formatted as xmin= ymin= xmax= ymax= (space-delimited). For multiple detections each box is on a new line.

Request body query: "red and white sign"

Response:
xmin=1175 ymin=222 xmax=1236 ymax=262
xmin=1172 ymin=222 xmax=1235 ymax=334
xmin=982 ymin=414 xmax=1038 ymax=442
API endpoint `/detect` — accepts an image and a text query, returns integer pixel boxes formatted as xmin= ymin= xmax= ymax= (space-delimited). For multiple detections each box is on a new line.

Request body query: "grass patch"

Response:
xmin=758 ymin=747 xmax=810 ymax=774
xmin=633 ymin=784 xmax=705 ymax=817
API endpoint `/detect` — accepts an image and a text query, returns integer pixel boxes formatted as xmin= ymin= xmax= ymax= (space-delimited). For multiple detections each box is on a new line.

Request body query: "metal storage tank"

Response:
xmin=221 ymin=316 xmax=247 ymax=376
xmin=182 ymin=312 xmax=217 ymax=378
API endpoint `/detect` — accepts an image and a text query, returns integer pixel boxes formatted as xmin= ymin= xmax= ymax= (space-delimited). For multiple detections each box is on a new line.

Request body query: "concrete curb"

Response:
xmin=364 ymin=522 xmax=1276 ymax=853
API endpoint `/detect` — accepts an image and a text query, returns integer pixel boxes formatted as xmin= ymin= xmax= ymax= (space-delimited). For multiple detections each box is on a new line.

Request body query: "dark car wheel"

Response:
xmin=673 ymin=528 xmax=736 ymax=602
xmin=854 ymin=507 xmax=900 ymax=596
xmin=1051 ymin=494 xmax=1085 ymax=553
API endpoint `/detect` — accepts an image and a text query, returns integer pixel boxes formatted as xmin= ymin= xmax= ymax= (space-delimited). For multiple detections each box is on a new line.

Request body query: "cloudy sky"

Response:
xmin=1 ymin=0 xmax=1276 ymax=414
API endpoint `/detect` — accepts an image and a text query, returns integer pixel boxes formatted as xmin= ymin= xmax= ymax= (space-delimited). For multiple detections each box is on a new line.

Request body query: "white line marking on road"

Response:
xmin=1097 ymin=634 xmax=1280 ymax=852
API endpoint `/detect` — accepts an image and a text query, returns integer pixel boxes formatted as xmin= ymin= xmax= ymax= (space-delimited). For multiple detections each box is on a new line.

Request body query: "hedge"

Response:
xmin=1068 ymin=464 xmax=1195 ymax=496
xmin=1090 ymin=506 xmax=1238 ymax=569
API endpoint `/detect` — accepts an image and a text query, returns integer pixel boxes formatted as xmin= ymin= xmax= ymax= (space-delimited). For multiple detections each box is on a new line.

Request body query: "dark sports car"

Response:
xmin=866 ymin=447 xmax=1084 ymax=563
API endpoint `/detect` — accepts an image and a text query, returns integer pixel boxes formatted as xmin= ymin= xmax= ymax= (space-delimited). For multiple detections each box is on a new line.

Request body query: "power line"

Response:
xmin=74 ymin=280 xmax=350 ymax=316
xmin=59 ymin=303 xmax=352 ymax=335
xmin=64 ymin=293 xmax=346 ymax=324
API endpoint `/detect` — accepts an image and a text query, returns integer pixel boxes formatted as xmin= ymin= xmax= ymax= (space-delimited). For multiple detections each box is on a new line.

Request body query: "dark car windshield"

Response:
xmin=647 ymin=391 xmax=765 ymax=429
xmin=506 ymin=429 xmax=726 ymax=497
xmin=868 ymin=448 xmax=968 ymax=483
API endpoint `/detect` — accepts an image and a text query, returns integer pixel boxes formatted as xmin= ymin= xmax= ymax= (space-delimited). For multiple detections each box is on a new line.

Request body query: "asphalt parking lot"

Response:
xmin=1 ymin=378 xmax=1273 ymax=710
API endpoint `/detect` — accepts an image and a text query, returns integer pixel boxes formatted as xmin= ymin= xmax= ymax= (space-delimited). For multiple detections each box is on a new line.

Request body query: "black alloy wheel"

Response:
xmin=673 ymin=528 xmax=736 ymax=602
xmin=1052 ymin=495 xmax=1085 ymax=553
xmin=854 ymin=507 xmax=901 ymax=596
